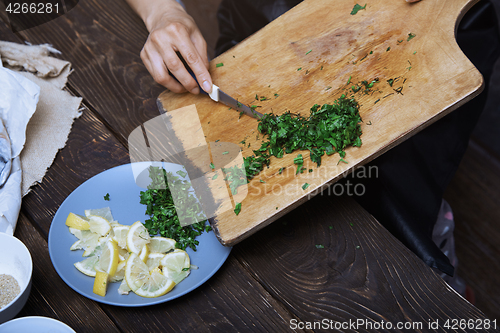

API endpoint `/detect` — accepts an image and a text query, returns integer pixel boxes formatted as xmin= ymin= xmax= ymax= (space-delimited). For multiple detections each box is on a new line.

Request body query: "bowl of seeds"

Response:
xmin=0 ymin=233 xmax=32 ymax=324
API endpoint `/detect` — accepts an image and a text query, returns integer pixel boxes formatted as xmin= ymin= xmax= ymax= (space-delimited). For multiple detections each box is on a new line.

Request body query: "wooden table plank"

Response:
xmin=99 ymin=255 xmax=308 ymax=332
xmin=2 ymin=1 xmax=494 ymax=331
xmin=0 ymin=15 xmax=131 ymax=235
xmin=233 ymin=194 xmax=492 ymax=331
xmin=21 ymin=103 xmax=130 ymax=236
xmin=1 ymin=0 xmax=164 ymax=144
xmin=14 ymin=213 xmax=120 ymax=333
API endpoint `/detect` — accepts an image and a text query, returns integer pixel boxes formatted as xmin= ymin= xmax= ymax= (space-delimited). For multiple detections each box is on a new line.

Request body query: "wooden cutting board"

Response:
xmin=156 ymin=0 xmax=482 ymax=246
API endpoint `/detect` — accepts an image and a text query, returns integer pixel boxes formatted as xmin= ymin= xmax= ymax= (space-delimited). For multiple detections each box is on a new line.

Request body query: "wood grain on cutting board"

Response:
xmin=157 ymin=0 xmax=482 ymax=246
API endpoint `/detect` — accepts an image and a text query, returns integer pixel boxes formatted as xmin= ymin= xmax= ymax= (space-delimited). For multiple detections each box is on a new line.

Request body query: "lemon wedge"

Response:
xmin=160 ymin=249 xmax=190 ymax=273
xmin=93 ymin=271 xmax=109 ymax=297
xmin=112 ymin=224 xmax=130 ymax=249
xmin=68 ymin=227 xmax=85 ymax=239
xmin=98 ymin=239 xmax=119 ymax=276
xmin=65 ymin=213 xmax=90 ymax=230
xmin=139 ymin=244 xmax=150 ymax=263
xmin=74 ymin=256 xmax=98 ymax=277
xmin=126 ymin=221 xmax=150 ymax=254
xmin=85 ymin=207 xmax=114 ymax=223
xmin=78 ymin=232 xmax=100 ymax=257
xmin=117 ymin=279 xmax=131 ymax=295
xmin=110 ymin=260 xmax=126 ymax=283
xmin=125 ymin=253 xmax=175 ymax=298
xmin=70 ymin=240 xmax=83 ymax=251
xmin=149 ymin=236 xmax=176 ymax=253
xmin=88 ymin=215 xmax=111 ymax=236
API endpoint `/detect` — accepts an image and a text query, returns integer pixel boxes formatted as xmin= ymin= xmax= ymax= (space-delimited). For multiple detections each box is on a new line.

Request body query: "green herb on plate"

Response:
xmin=140 ymin=166 xmax=209 ymax=251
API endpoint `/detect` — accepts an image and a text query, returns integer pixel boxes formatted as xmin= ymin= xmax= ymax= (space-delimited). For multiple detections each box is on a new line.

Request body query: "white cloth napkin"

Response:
xmin=0 ymin=62 xmax=39 ymax=235
xmin=0 ymin=41 xmax=82 ymax=235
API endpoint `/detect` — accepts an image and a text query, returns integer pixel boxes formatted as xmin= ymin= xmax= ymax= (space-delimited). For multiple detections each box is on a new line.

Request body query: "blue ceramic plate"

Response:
xmin=48 ymin=162 xmax=231 ymax=307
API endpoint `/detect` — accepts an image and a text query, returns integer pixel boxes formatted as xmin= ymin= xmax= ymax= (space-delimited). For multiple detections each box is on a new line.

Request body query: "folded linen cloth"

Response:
xmin=0 ymin=63 xmax=39 ymax=234
xmin=0 ymin=41 xmax=82 ymax=234
xmin=0 ymin=41 xmax=71 ymax=89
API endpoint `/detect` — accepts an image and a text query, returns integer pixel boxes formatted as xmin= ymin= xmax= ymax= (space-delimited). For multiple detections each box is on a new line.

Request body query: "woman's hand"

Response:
xmin=126 ymin=0 xmax=212 ymax=94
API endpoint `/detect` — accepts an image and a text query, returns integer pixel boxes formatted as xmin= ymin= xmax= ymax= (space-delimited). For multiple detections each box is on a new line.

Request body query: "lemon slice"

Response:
xmin=65 ymin=213 xmax=90 ymax=230
xmin=149 ymin=237 xmax=176 ymax=253
xmin=110 ymin=260 xmax=126 ymax=283
xmin=98 ymin=239 xmax=119 ymax=276
xmin=88 ymin=215 xmax=111 ymax=236
xmin=125 ymin=253 xmax=175 ymax=297
xmin=125 ymin=253 xmax=149 ymax=291
xmin=85 ymin=207 xmax=114 ymax=222
xmin=126 ymin=221 xmax=150 ymax=254
xmin=74 ymin=256 xmax=99 ymax=277
xmin=160 ymin=249 xmax=190 ymax=273
xmin=112 ymin=225 xmax=130 ymax=249
xmin=146 ymin=252 xmax=165 ymax=271
xmin=135 ymin=270 xmax=175 ymax=298
xmin=139 ymin=244 xmax=150 ymax=263
xmin=93 ymin=271 xmax=109 ymax=297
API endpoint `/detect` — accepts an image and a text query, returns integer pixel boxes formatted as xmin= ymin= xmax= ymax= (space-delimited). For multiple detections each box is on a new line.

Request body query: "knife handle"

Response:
xmin=170 ymin=68 xmax=208 ymax=95
xmin=171 ymin=69 xmax=219 ymax=102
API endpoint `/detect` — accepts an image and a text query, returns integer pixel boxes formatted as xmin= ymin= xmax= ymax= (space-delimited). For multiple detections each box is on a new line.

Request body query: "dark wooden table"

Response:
xmin=0 ymin=0 xmax=495 ymax=332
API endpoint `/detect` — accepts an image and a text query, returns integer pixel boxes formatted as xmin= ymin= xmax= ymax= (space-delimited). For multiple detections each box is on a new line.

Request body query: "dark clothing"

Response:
xmin=216 ymin=0 xmax=500 ymax=276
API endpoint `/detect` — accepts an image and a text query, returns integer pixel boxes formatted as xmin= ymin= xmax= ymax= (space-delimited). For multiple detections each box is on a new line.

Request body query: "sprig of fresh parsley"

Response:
xmin=140 ymin=166 xmax=211 ymax=251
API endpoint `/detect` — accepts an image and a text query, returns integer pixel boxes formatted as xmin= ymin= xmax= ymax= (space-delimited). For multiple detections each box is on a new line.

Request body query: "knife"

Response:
xmin=207 ymin=84 xmax=264 ymax=119
xmin=169 ymin=66 xmax=263 ymax=119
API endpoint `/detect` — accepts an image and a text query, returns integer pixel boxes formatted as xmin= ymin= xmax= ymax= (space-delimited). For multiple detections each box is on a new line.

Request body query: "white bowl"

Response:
xmin=0 ymin=316 xmax=76 ymax=333
xmin=0 ymin=233 xmax=33 ymax=324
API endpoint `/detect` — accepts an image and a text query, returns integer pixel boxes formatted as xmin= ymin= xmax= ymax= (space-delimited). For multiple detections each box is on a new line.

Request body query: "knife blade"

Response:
xmin=169 ymin=66 xmax=263 ymax=119
xmin=208 ymin=84 xmax=263 ymax=119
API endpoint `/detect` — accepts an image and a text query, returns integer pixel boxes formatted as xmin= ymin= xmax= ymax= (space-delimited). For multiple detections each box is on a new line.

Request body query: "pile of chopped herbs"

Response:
xmin=139 ymin=166 xmax=210 ymax=251
xmin=242 ymin=94 xmax=363 ymax=180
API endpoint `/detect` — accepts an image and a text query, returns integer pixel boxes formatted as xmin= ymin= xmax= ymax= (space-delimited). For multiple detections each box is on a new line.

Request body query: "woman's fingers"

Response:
xmin=141 ymin=43 xmax=186 ymax=93
xmin=188 ymin=30 xmax=212 ymax=93
xmin=143 ymin=21 xmax=212 ymax=94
